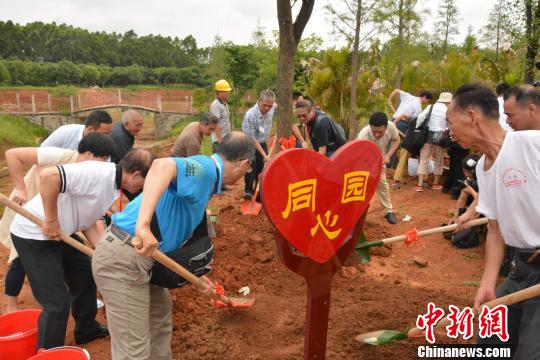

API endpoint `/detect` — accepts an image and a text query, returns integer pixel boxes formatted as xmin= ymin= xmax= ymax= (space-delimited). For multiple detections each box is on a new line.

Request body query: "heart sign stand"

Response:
xmin=260 ymin=141 xmax=382 ymax=359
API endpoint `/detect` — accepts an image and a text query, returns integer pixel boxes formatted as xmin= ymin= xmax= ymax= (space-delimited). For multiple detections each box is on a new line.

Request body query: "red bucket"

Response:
xmin=0 ymin=309 xmax=41 ymax=360
xmin=29 ymin=347 xmax=90 ymax=360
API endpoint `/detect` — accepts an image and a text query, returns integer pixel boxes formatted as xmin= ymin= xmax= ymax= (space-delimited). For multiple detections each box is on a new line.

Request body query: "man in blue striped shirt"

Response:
xmin=241 ymin=89 xmax=276 ymax=200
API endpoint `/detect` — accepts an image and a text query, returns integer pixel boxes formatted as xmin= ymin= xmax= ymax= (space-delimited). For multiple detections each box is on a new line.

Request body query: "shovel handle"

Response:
xmin=131 ymin=236 xmax=233 ymax=306
xmin=0 ymin=193 xmax=94 ymax=257
xmin=373 ymin=218 xmax=489 ymax=247
xmin=408 ymin=282 xmax=540 ymax=338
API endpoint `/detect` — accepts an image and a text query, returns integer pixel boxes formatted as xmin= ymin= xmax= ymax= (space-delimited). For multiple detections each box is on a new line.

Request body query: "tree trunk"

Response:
xmin=495 ymin=9 xmax=501 ymax=62
xmin=276 ymin=0 xmax=315 ymax=139
xmin=395 ymin=0 xmax=404 ymax=88
xmin=348 ymin=0 xmax=363 ymax=139
xmin=523 ymin=0 xmax=539 ymax=84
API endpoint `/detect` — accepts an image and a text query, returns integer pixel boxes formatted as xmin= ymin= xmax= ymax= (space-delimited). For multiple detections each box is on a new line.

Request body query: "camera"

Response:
xmin=457 ymin=179 xmax=478 ymax=191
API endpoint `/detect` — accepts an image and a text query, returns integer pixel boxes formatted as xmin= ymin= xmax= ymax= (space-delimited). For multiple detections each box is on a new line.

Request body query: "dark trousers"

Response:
xmin=11 ymin=233 xmax=101 ymax=349
xmin=477 ymin=252 xmax=540 ymax=359
xmin=443 ymin=144 xmax=468 ymax=193
xmin=244 ymin=142 xmax=268 ymax=195
xmin=4 ymin=257 xmax=25 ymax=296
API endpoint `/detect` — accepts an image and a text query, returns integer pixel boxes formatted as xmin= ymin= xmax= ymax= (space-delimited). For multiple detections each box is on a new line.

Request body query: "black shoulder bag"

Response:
xmin=402 ymin=105 xmax=433 ymax=157
xmin=149 ymin=213 xmax=214 ymax=289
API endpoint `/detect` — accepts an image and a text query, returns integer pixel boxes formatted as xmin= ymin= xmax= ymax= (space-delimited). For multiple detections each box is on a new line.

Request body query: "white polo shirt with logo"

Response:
xmin=476 ymin=131 xmax=540 ymax=249
xmin=10 ymin=161 xmax=119 ymax=240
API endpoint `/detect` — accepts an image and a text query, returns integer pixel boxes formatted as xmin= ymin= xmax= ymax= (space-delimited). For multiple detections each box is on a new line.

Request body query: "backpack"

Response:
xmin=315 ymin=111 xmax=347 ymax=147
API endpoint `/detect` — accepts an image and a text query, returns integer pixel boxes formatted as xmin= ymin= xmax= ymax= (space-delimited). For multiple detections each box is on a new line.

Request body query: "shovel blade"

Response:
xmin=354 ymin=232 xmax=371 ymax=264
xmin=241 ymin=200 xmax=262 ymax=216
xmin=355 ymin=329 xmax=407 ymax=346
xmin=212 ymin=296 xmax=256 ymax=308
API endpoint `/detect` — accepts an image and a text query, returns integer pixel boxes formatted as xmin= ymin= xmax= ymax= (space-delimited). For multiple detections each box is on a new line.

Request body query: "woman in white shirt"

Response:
xmin=415 ymin=92 xmax=453 ymax=192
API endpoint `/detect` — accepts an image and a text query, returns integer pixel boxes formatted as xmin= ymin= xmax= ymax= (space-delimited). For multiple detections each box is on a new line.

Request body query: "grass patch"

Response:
xmin=170 ymin=115 xmax=213 ymax=156
xmin=0 ymin=114 xmax=47 ymax=146
xmin=462 ymin=281 xmax=480 ymax=287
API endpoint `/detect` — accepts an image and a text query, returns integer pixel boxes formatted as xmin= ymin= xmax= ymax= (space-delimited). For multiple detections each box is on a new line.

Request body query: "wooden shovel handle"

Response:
xmin=0 ymin=193 xmax=94 ymax=257
xmin=131 ymin=236 xmax=233 ymax=305
xmin=408 ymin=282 xmax=540 ymax=338
xmin=382 ymin=217 xmax=489 ymax=245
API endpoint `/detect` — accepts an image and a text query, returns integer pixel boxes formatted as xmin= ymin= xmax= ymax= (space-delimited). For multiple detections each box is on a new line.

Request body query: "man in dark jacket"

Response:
xmin=294 ymin=100 xmax=344 ymax=157
xmin=110 ymin=110 xmax=144 ymax=163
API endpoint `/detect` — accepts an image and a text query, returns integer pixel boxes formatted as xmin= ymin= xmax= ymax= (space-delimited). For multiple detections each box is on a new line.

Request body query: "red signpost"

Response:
xmin=261 ymin=141 xmax=382 ymax=359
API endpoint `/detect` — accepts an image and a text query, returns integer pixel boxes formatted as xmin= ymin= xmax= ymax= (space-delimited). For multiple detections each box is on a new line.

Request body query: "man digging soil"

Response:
xmin=93 ymin=132 xmax=255 ymax=360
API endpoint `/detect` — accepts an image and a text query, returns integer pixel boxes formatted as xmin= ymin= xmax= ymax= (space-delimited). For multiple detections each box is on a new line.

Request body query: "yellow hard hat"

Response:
xmin=215 ymin=79 xmax=232 ymax=92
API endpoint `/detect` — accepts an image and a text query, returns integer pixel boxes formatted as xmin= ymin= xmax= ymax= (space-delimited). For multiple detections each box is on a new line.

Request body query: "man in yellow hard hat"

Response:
xmin=210 ymin=80 xmax=232 ymax=152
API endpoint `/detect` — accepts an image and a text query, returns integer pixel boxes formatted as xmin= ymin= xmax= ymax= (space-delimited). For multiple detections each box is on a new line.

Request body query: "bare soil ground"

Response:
xmin=0 ymin=155 xmax=485 ymax=359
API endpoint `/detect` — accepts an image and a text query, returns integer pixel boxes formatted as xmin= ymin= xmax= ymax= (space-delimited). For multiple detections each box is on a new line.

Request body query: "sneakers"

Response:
xmin=384 ymin=212 xmax=397 ymax=225
xmin=75 ymin=325 xmax=109 ymax=345
xmin=390 ymin=182 xmax=401 ymax=189
xmin=432 ymin=185 xmax=443 ymax=191
xmin=243 ymin=192 xmax=253 ymax=200
xmin=414 ymin=186 xmax=423 ymax=192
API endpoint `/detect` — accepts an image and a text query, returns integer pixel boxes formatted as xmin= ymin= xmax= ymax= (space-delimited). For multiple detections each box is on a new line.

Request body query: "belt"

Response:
xmin=108 ymin=224 xmax=134 ymax=246
xmin=515 ymin=248 xmax=540 ymax=265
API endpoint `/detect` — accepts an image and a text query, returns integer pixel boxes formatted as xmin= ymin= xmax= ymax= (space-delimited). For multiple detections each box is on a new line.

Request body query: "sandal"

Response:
xmin=414 ymin=186 xmax=423 ymax=192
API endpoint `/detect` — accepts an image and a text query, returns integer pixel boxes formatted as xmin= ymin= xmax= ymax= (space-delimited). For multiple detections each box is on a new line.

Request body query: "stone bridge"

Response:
xmin=24 ymin=104 xmax=193 ymax=139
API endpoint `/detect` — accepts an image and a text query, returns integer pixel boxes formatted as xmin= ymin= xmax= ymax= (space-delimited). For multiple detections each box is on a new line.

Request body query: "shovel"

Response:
xmin=241 ymin=183 xmax=262 ymax=215
xmin=355 ymin=218 xmax=489 ymax=263
xmin=241 ymin=137 xmax=276 ymax=216
xmin=0 ymin=193 xmax=93 ymax=257
xmin=131 ymin=236 xmax=255 ymax=309
xmin=356 ymin=282 xmax=540 ymax=345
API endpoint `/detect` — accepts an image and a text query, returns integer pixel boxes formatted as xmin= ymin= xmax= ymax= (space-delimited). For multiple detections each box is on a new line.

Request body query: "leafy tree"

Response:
xmin=434 ymin=0 xmax=460 ymax=57
xmin=82 ymin=64 xmax=101 ymax=86
xmin=224 ymin=44 xmax=259 ymax=91
xmin=374 ymin=0 xmax=422 ymax=87
xmin=5 ymin=59 xmax=28 ymax=85
xmin=480 ymin=0 xmax=513 ymax=61
xmin=326 ymin=0 xmax=379 ymax=137
xmin=0 ymin=60 xmax=11 ymax=84
xmin=463 ymin=25 xmax=478 ymax=55
xmin=109 ymin=65 xmax=144 ymax=86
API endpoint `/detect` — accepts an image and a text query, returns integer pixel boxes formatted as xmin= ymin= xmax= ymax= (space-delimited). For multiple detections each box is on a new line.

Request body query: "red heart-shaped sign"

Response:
xmin=261 ymin=140 xmax=382 ymax=263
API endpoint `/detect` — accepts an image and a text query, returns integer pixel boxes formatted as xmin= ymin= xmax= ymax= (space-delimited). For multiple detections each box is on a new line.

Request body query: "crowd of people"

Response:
xmin=0 ymin=77 xmax=539 ymax=359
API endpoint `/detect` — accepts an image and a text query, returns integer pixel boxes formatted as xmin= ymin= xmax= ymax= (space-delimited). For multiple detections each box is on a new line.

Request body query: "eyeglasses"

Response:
xmin=239 ymin=158 xmax=252 ymax=172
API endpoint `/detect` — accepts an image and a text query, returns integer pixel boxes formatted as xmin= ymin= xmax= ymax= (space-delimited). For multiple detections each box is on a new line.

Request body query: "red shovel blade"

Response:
xmin=209 ymin=282 xmax=255 ymax=308
xmin=241 ymin=199 xmax=262 ymax=215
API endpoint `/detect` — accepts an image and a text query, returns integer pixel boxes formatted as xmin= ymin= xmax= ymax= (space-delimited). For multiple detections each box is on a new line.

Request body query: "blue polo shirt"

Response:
xmin=112 ymin=155 xmax=223 ymax=253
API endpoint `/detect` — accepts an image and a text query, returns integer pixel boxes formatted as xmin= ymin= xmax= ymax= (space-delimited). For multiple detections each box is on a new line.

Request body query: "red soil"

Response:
xmin=0 ymin=150 xmax=485 ymax=359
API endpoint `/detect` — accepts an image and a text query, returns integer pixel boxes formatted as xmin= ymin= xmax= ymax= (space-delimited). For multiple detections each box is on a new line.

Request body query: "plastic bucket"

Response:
xmin=0 ymin=309 xmax=41 ymax=360
xmin=29 ymin=346 xmax=90 ymax=359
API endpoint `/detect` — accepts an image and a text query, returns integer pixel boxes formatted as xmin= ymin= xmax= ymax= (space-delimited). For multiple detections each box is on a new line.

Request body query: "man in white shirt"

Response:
xmin=387 ymin=89 xmax=433 ymax=134
xmin=242 ymin=89 xmax=276 ymax=199
xmin=357 ymin=112 xmax=400 ymax=224
xmin=41 ymin=109 xmax=113 ymax=150
xmin=447 ymin=83 xmax=540 ymax=358
xmin=387 ymin=89 xmax=433 ymax=188
xmin=1 ymin=133 xmax=116 ymax=313
xmin=503 ymin=84 xmax=540 ymax=131
xmin=495 ymin=82 xmax=512 ymax=132
xmin=10 ymin=148 xmax=155 ymax=350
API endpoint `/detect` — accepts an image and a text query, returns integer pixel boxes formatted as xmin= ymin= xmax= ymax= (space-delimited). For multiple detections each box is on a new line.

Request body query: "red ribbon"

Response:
xmin=404 ymin=227 xmax=420 ymax=246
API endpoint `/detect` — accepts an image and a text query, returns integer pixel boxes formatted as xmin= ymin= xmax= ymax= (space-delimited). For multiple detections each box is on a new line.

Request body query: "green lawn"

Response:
xmin=0 ymin=114 xmax=47 ymax=146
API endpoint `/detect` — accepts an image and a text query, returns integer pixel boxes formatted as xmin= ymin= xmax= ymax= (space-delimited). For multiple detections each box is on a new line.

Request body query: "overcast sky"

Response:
xmin=1 ymin=0 xmax=497 ymax=48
